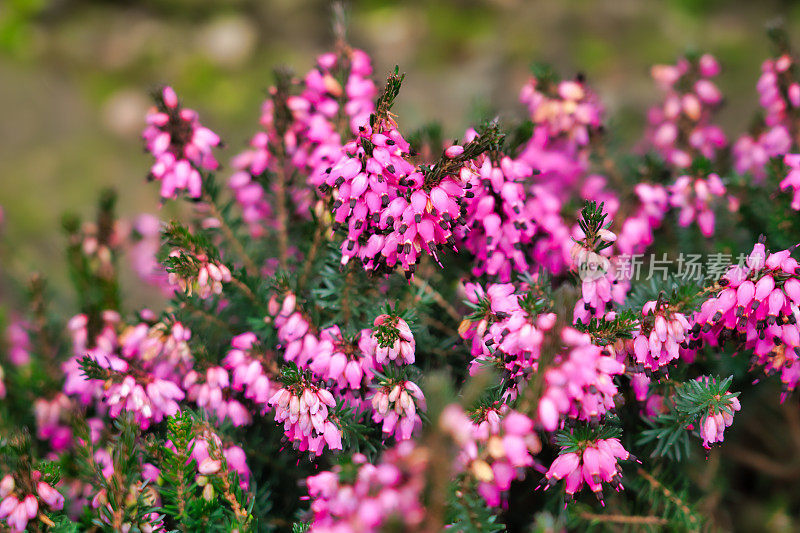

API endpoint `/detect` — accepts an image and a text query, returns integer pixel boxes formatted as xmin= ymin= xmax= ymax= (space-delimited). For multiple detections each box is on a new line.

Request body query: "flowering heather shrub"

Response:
xmin=8 ymin=18 xmax=800 ymax=533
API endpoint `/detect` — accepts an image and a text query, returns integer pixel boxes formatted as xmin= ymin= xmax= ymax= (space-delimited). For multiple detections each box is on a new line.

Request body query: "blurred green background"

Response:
xmin=3 ymin=0 xmax=800 ymax=307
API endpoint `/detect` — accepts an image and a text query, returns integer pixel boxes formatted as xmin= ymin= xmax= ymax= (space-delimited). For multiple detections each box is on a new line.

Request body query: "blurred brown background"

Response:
xmin=2 ymin=0 xmax=800 ymax=303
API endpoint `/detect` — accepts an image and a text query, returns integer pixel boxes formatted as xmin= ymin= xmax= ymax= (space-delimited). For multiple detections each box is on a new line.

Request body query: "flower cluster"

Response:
xmin=537 ymin=328 xmax=626 ymax=431
xmin=691 ymin=240 xmax=800 ymax=398
xmin=460 ymin=281 xmax=557 ymax=399
xmin=183 ymin=366 xmax=251 ymax=427
xmin=166 ymin=249 xmax=232 ymax=299
xmin=370 ymin=378 xmax=425 ymax=441
xmin=543 ymin=436 xmax=631 ymax=502
xmin=616 ymin=183 xmax=669 ymax=256
xmin=62 ymin=314 xmax=192 ymax=429
xmin=757 ymin=54 xmax=800 ymax=128
xmin=143 ymin=86 xmax=220 ymax=200
xmin=696 ymin=377 xmax=742 ymax=448
xmin=319 ymin=119 xmax=474 ymax=276
xmin=304 ymin=441 xmax=426 ymax=532
xmin=632 ymin=299 xmax=692 ymax=371
xmin=441 ymin=405 xmax=541 ymax=507
xmin=734 ymin=126 xmax=791 ymax=182
xmin=268 ymin=292 xmax=375 ymax=392
xmin=367 ymin=313 xmax=415 ymax=366
xmin=459 ymin=154 xmax=538 ymax=281
xmin=0 ymin=474 xmax=64 ymax=533
xmin=648 ymin=54 xmax=727 ymax=168
xmin=268 ymin=371 xmax=343 ymax=456
xmin=519 ymin=72 xmax=603 ymax=152
xmin=222 ymin=332 xmax=274 ymax=411
xmin=668 ymin=172 xmax=732 ymax=237
xmin=229 ymin=48 xmax=378 ymax=236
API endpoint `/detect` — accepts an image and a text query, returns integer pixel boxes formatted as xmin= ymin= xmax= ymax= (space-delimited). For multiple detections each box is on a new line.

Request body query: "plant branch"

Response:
xmin=412 ymin=277 xmax=460 ymax=322
xmin=204 ymin=195 xmax=258 ymax=276
xmin=579 ymin=512 xmax=668 ymax=525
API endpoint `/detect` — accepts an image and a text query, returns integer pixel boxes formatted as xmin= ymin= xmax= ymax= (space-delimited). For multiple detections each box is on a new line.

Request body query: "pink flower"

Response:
xmin=632 ymin=299 xmax=692 ymax=371
xmin=544 ymin=437 xmax=630 ymax=502
xmin=0 ymin=494 xmax=37 ymax=532
xmin=143 ymin=86 xmax=220 ymax=200
xmin=368 ymin=314 xmax=416 ymax=366
xmin=304 ymin=441 xmax=426 ymax=531
xmin=268 ymin=380 xmax=343 ymax=456
xmin=370 ymin=380 xmax=426 ymax=441
xmin=36 ymin=482 xmax=64 ymax=510
xmin=648 ymin=54 xmax=727 ymax=167
xmin=690 ymin=240 xmax=800 ymax=398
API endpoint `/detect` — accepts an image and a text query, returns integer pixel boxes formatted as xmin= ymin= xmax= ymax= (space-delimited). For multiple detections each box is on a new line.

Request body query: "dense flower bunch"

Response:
xmin=222 ymin=332 xmax=274 ymax=411
xmin=268 ymin=371 xmax=343 ymax=456
xmin=304 ymin=442 xmax=427 ymax=532
xmin=143 ymin=86 xmax=221 ymax=200
xmin=459 ymin=154 xmax=538 ymax=281
xmin=518 ymin=71 xmax=603 ymax=154
xmin=537 ymin=328 xmax=626 ymax=430
xmin=691 ymin=240 xmax=800 ymax=398
xmin=9 ymin=24 xmax=800 ymax=533
xmin=632 ymin=298 xmax=692 ymax=371
xmin=318 ymin=108 xmax=498 ymax=277
xmin=441 ymin=404 xmax=541 ymax=506
xmin=368 ymin=313 xmax=415 ymax=366
xmin=0 ymin=474 xmax=64 ymax=532
xmin=62 ymin=313 xmax=192 ymax=429
xmin=648 ymin=54 xmax=727 ymax=168
xmin=459 ymin=281 xmax=557 ymax=399
xmin=369 ymin=377 xmax=425 ymax=441
xmin=543 ymin=435 xmax=632 ymax=502
xmin=668 ymin=172 xmax=731 ymax=237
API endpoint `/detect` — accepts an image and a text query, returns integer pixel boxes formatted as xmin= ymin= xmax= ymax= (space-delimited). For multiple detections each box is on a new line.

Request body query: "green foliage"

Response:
xmin=445 ymin=478 xmax=506 ymax=532
xmin=577 ymin=201 xmax=614 ymax=253
xmin=574 ymin=308 xmax=638 ymax=345
xmin=638 ymin=375 xmax=738 ymax=460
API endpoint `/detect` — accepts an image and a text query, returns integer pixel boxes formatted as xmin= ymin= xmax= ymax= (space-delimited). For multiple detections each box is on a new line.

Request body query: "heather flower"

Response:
xmin=780 ymin=154 xmax=800 ymax=209
xmin=440 ymin=404 xmax=541 ymax=507
xmin=690 ymin=240 xmax=800 ymax=398
xmin=519 ymin=73 xmax=604 ymax=152
xmin=368 ymin=313 xmax=415 ymax=365
xmin=459 ymin=153 xmax=538 ymax=281
xmin=370 ymin=379 xmax=426 ymax=440
xmin=733 ymin=126 xmax=791 ymax=182
xmin=166 ymin=250 xmax=232 ymax=299
xmin=268 ymin=375 xmax=343 ymax=456
xmin=304 ymin=441 xmax=426 ymax=532
xmin=105 ymin=375 xmax=184 ymax=429
xmin=757 ymin=54 xmax=798 ymax=127
xmin=459 ymin=280 xmax=557 ymax=400
xmin=184 ymin=366 xmax=252 ymax=426
xmin=632 ymin=299 xmax=692 ymax=371
xmin=616 ymin=183 xmax=669 ymax=256
xmin=34 ymin=393 xmax=74 ymax=451
xmin=537 ymin=328 xmax=625 ymax=430
xmin=648 ymin=54 xmax=727 ymax=167
xmin=223 ymin=332 xmax=274 ymax=409
xmin=229 ymin=48 xmax=378 ymax=233
xmin=0 ymin=494 xmax=37 ymax=532
xmin=668 ymin=173 xmax=730 ymax=237
xmin=128 ymin=214 xmax=173 ymax=294
xmin=5 ymin=318 xmax=32 ymax=366
xmin=36 ymin=481 xmax=64 ymax=511
xmin=143 ymin=86 xmax=220 ymax=200
xmin=543 ymin=436 xmax=631 ymax=502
